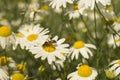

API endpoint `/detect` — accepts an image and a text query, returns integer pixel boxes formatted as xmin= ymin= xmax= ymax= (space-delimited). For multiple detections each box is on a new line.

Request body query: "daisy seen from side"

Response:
xmin=69 ymin=40 xmax=96 ymax=60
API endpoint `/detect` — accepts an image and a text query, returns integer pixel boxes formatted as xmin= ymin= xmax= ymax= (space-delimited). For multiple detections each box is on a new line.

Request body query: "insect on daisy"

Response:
xmin=29 ymin=36 xmax=69 ymax=64
xmin=0 ymin=26 xmax=15 ymax=49
xmin=15 ymin=24 xmax=49 ymax=49
xmin=67 ymin=64 xmax=98 ymax=80
xmin=69 ymin=40 xmax=96 ymax=60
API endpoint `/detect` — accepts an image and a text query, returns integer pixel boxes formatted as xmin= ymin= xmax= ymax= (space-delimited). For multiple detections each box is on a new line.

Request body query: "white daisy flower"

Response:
xmin=108 ymin=34 xmax=120 ymax=48
xmin=29 ymin=36 xmax=69 ymax=64
xmin=28 ymin=0 xmax=41 ymax=19
xmin=113 ymin=17 xmax=120 ymax=32
xmin=67 ymin=64 xmax=98 ymax=80
xmin=0 ymin=68 xmax=9 ymax=80
xmin=65 ymin=5 xmax=80 ymax=20
xmin=0 ymin=56 xmax=16 ymax=69
xmin=107 ymin=59 xmax=120 ymax=77
xmin=49 ymin=0 xmax=73 ymax=9
xmin=0 ymin=26 xmax=15 ymax=49
xmin=78 ymin=0 xmax=111 ymax=15
xmin=15 ymin=24 xmax=49 ymax=49
xmin=69 ymin=41 xmax=96 ymax=60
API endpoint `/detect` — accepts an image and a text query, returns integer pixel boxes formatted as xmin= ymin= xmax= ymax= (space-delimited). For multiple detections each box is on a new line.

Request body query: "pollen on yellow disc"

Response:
xmin=27 ymin=34 xmax=38 ymax=42
xmin=0 ymin=56 xmax=9 ymax=66
xmin=43 ymin=46 xmax=56 ymax=53
xmin=73 ymin=41 xmax=84 ymax=49
xmin=0 ymin=26 xmax=12 ymax=37
xmin=16 ymin=32 xmax=24 ymax=38
xmin=17 ymin=64 xmax=26 ymax=72
xmin=12 ymin=73 xmax=24 ymax=80
xmin=73 ymin=5 xmax=78 ymax=10
xmin=77 ymin=65 xmax=92 ymax=77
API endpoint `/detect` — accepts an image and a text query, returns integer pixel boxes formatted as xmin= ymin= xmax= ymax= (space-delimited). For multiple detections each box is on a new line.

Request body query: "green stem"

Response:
xmin=80 ymin=15 xmax=94 ymax=43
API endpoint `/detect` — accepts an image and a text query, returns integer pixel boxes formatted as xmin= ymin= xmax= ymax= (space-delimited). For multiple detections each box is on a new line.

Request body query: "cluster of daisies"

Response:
xmin=0 ymin=23 xmax=119 ymax=80
xmin=48 ymin=0 xmax=111 ymax=19
xmin=0 ymin=0 xmax=120 ymax=80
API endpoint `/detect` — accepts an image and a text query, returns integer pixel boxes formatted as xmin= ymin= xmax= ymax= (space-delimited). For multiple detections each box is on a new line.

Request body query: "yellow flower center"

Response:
xmin=27 ymin=34 xmax=38 ymax=42
xmin=0 ymin=56 xmax=9 ymax=66
xmin=117 ymin=60 xmax=120 ymax=65
xmin=41 ymin=5 xmax=48 ymax=11
xmin=117 ymin=17 xmax=120 ymax=23
xmin=115 ymin=39 xmax=120 ymax=43
xmin=106 ymin=6 xmax=112 ymax=11
xmin=17 ymin=64 xmax=26 ymax=72
xmin=73 ymin=5 xmax=78 ymax=10
xmin=105 ymin=70 xmax=116 ymax=79
xmin=16 ymin=32 xmax=24 ymax=38
xmin=0 ymin=26 xmax=12 ymax=37
xmin=12 ymin=73 xmax=24 ymax=80
xmin=77 ymin=65 xmax=92 ymax=77
xmin=73 ymin=41 xmax=84 ymax=49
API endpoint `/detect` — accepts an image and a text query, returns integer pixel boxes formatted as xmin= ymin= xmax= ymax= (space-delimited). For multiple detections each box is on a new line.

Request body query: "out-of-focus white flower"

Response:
xmin=108 ymin=34 xmax=120 ymax=48
xmin=65 ymin=5 xmax=80 ymax=20
xmin=0 ymin=68 xmax=9 ymax=80
xmin=69 ymin=41 xmax=96 ymax=60
xmin=78 ymin=0 xmax=111 ymax=15
xmin=15 ymin=24 xmax=49 ymax=50
xmin=67 ymin=64 xmax=98 ymax=80
xmin=29 ymin=36 xmax=69 ymax=64
xmin=49 ymin=0 xmax=73 ymax=9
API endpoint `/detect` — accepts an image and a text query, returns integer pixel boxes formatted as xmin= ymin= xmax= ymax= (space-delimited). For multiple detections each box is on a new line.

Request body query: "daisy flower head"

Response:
xmin=108 ymin=34 xmax=120 ymax=48
xmin=29 ymin=36 xmax=69 ymax=64
xmin=0 ymin=26 xmax=15 ymax=49
xmin=113 ymin=17 xmax=120 ymax=32
xmin=67 ymin=64 xmax=98 ymax=80
xmin=65 ymin=4 xmax=80 ymax=20
xmin=49 ymin=0 xmax=73 ymax=9
xmin=15 ymin=24 xmax=49 ymax=50
xmin=0 ymin=68 xmax=9 ymax=80
xmin=69 ymin=40 xmax=96 ymax=60
xmin=0 ymin=56 xmax=16 ymax=68
xmin=106 ymin=59 xmax=120 ymax=78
